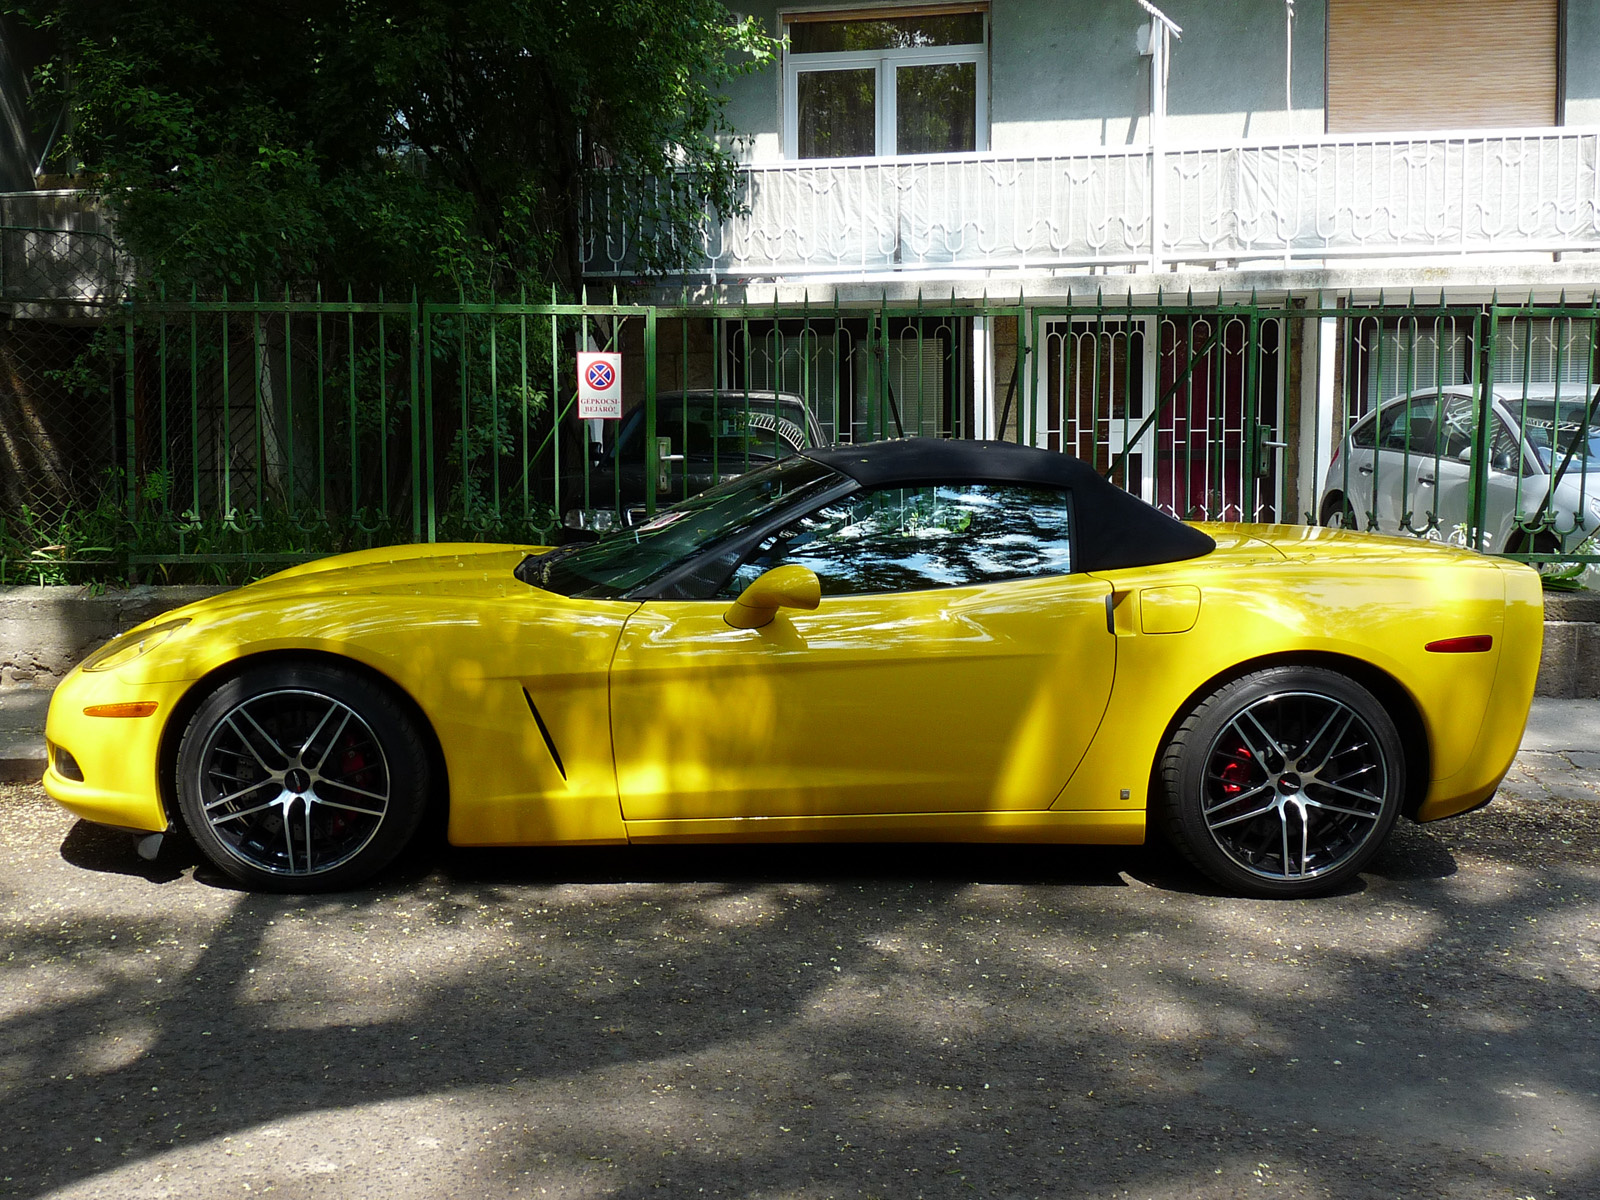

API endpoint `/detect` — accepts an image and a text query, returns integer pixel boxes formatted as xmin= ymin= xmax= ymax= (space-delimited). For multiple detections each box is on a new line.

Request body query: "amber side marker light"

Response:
xmin=1425 ymin=635 xmax=1494 ymax=654
xmin=83 ymin=702 xmax=159 ymax=718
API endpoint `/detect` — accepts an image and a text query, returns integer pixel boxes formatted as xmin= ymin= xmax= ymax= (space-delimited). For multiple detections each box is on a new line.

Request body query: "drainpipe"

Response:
xmin=1136 ymin=2 xmax=1181 ymax=272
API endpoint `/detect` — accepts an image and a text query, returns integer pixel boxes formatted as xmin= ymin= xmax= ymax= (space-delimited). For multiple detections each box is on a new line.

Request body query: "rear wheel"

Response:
xmin=1157 ymin=667 xmax=1404 ymax=898
xmin=176 ymin=662 xmax=431 ymax=892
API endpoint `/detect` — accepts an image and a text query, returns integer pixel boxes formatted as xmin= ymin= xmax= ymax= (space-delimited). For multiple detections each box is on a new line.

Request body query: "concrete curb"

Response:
xmin=0 ymin=689 xmax=50 ymax=783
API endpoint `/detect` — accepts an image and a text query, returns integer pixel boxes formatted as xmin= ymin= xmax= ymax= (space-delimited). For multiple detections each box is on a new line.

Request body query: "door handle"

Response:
xmin=1356 ymin=465 xmax=1374 ymax=476
xmin=1418 ymin=473 xmax=1436 ymax=485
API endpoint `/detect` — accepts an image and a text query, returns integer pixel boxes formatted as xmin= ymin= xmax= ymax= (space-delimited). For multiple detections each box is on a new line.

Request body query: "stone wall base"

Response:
xmin=0 ymin=585 xmax=232 ymax=689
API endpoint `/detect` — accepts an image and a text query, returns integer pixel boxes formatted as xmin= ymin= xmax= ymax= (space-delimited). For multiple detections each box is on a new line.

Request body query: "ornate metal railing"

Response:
xmin=583 ymin=127 xmax=1600 ymax=277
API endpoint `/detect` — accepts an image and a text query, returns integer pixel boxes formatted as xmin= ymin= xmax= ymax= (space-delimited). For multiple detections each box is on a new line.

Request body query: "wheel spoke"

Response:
xmin=1311 ymin=779 xmax=1386 ymax=807
xmin=204 ymin=779 xmax=277 ymax=810
xmin=237 ymin=707 xmax=291 ymax=766
xmin=313 ymin=797 xmax=387 ymax=818
xmin=316 ymin=777 xmax=389 ymax=806
xmin=1203 ymin=781 xmax=1274 ymax=816
xmin=1301 ymin=703 xmax=1344 ymax=765
xmin=1242 ymin=709 xmax=1288 ymax=760
xmin=1207 ymin=799 xmax=1281 ymax=830
xmin=297 ymin=699 xmax=342 ymax=761
xmin=223 ymin=716 xmax=276 ymax=775
xmin=309 ymin=708 xmax=353 ymax=772
xmin=1224 ymin=716 xmax=1272 ymax=766
xmin=1304 ymin=711 xmax=1357 ymax=774
xmin=1302 ymin=796 xmax=1382 ymax=821
xmin=209 ymin=798 xmax=282 ymax=827
xmin=303 ymin=796 xmax=315 ymax=874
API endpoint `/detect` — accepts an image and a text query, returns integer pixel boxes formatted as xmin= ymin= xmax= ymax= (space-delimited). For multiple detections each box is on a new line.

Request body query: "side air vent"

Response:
xmin=521 ymin=688 xmax=567 ymax=780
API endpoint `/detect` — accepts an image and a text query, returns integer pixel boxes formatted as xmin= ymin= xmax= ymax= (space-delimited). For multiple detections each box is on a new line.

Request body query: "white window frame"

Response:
xmin=781 ymin=15 xmax=989 ymax=160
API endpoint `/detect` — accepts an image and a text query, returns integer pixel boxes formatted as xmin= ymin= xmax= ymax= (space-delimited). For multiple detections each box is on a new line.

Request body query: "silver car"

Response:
xmin=1319 ymin=385 xmax=1600 ymax=555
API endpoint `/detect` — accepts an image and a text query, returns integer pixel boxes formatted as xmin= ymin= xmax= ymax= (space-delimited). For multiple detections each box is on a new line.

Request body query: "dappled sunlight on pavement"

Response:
xmin=1 ymin=752 xmax=1598 ymax=1199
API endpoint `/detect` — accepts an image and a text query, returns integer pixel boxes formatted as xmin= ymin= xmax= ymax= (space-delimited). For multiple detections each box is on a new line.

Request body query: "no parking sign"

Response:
xmin=577 ymin=352 xmax=622 ymax=419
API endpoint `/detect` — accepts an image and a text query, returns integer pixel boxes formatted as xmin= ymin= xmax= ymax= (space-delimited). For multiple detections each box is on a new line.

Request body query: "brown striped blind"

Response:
xmin=1326 ymin=0 xmax=1558 ymax=133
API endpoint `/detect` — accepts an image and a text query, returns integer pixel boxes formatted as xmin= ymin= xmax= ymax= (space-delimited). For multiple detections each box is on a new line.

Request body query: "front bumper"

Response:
xmin=42 ymin=670 xmax=196 ymax=834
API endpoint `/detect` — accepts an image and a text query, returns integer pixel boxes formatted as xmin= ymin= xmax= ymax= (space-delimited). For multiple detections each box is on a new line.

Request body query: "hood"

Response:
xmin=157 ymin=543 xmax=552 ymax=624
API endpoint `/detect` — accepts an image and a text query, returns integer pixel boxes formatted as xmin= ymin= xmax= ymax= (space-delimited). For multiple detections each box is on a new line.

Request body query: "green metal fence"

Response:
xmin=2 ymin=290 xmax=1597 ymax=586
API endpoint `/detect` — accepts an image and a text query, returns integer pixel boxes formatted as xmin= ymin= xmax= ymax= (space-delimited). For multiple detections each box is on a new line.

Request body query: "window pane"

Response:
xmin=798 ymin=69 xmax=876 ymax=159
xmin=791 ymin=13 xmax=984 ymax=53
xmin=896 ymin=62 xmax=977 ymax=154
xmin=727 ymin=483 xmax=1074 ymax=596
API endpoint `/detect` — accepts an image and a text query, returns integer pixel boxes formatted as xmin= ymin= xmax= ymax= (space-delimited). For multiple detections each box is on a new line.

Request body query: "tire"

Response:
xmin=175 ymin=662 xmax=431 ymax=892
xmin=1506 ymin=528 xmax=1562 ymax=575
xmin=1320 ymin=493 xmax=1359 ymax=530
xmin=1157 ymin=666 xmax=1404 ymax=899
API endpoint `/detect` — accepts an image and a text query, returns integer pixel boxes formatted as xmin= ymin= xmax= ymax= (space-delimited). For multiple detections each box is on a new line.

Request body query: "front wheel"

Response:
xmin=175 ymin=662 xmax=432 ymax=892
xmin=1157 ymin=667 xmax=1405 ymax=898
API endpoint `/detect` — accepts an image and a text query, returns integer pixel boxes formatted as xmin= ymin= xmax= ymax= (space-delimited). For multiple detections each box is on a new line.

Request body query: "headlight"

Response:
xmin=80 ymin=618 xmax=191 ymax=673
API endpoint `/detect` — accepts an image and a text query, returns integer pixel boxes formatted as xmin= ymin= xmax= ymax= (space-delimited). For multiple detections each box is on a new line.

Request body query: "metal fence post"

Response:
xmin=122 ymin=302 xmax=136 ymax=520
xmin=643 ymin=305 xmax=658 ymax=518
xmin=1469 ymin=308 xmax=1497 ymax=552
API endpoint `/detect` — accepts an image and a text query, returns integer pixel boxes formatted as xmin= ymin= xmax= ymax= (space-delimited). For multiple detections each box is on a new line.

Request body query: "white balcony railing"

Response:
xmin=583 ymin=128 xmax=1600 ymax=278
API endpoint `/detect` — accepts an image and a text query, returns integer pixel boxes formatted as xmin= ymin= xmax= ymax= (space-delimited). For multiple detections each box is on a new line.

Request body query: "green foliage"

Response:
xmin=8 ymin=0 xmax=777 ymax=296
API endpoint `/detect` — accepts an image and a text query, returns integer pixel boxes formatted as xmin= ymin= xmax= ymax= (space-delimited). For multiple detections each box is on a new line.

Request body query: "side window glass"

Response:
xmin=1376 ymin=398 xmax=1441 ymax=455
xmin=1349 ymin=413 xmax=1377 ymax=450
xmin=1490 ymin=416 xmax=1522 ymax=474
xmin=725 ymin=483 xmax=1074 ymax=597
xmin=1440 ymin=396 xmax=1476 ymax=459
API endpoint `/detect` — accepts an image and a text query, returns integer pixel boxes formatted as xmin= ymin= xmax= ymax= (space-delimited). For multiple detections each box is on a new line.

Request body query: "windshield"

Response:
xmin=523 ymin=455 xmax=844 ymax=598
xmin=1516 ymin=401 xmax=1600 ymax=472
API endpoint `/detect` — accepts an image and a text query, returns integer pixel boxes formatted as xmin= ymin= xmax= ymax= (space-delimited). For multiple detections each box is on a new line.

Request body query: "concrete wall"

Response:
xmin=0 ymin=585 xmax=230 ymax=690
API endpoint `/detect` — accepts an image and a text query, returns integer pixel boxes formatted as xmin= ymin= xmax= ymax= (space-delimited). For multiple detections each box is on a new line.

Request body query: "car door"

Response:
xmin=1366 ymin=395 xmax=1444 ymax=532
xmin=1426 ymin=395 xmax=1523 ymax=546
xmin=608 ymin=481 xmax=1118 ymax=822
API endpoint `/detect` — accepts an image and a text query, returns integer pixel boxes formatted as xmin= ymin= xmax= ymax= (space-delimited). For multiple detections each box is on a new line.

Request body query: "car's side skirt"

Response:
xmin=622 ymin=810 xmax=1145 ymax=845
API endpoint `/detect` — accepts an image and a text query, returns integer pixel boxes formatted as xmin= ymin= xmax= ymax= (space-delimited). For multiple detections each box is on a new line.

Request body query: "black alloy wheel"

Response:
xmin=1158 ymin=666 xmax=1405 ymax=898
xmin=175 ymin=662 xmax=431 ymax=892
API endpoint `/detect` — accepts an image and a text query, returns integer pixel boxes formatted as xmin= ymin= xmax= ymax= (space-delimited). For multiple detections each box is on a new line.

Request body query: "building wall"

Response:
xmin=724 ymin=0 xmax=1600 ymax=163
xmin=724 ymin=0 xmax=1327 ymax=162
xmin=991 ymin=0 xmax=1326 ymax=150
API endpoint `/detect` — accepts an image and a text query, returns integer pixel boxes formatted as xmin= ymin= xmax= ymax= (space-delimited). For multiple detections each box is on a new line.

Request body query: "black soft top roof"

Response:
xmin=802 ymin=439 xmax=1215 ymax=572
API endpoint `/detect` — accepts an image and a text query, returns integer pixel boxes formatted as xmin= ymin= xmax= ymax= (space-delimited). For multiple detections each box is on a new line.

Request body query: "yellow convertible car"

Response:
xmin=43 ymin=440 xmax=1543 ymax=898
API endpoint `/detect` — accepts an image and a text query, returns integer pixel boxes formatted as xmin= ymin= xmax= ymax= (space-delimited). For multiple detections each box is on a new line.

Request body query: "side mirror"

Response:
xmin=724 ymin=565 xmax=821 ymax=629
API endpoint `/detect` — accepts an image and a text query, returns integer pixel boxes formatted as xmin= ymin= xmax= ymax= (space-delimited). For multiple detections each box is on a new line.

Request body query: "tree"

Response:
xmin=8 ymin=1 xmax=775 ymax=295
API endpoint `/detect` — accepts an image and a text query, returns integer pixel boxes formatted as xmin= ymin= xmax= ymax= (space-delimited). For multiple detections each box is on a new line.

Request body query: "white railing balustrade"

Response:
xmin=583 ymin=128 xmax=1600 ymax=278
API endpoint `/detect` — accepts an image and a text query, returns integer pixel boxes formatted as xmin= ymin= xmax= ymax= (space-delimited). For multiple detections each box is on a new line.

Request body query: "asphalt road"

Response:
xmin=2 ymin=754 xmax=1597 ymax=1200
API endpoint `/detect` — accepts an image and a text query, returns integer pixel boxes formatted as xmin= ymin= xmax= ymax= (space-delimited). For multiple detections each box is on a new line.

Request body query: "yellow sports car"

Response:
xmin=43 ymin=440 xmax=1543 ymax=899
